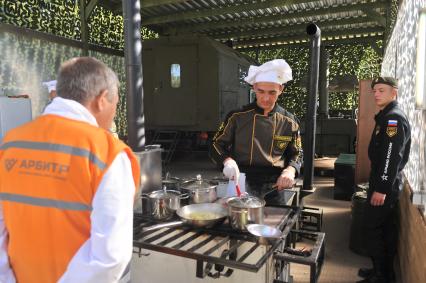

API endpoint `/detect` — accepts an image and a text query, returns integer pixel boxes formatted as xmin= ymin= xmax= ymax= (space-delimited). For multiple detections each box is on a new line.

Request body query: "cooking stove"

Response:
xmin=131 ymin=204 xmax=300 ymax=283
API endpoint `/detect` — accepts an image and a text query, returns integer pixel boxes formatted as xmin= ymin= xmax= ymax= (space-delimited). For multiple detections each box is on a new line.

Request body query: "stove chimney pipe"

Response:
xmin=123 ymin=0 xmax=145 ymax=150
xmin=303 ymin=23 xmax=321 ymax=191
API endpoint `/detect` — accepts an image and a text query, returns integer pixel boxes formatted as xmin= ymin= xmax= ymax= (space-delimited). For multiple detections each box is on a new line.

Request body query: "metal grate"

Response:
xmin=133 ymin=205 xmax=300 ymax=277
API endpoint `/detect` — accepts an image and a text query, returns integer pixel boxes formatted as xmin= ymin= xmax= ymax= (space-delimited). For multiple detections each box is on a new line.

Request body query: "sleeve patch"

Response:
xmin=276 ymin=141 xmax=289 ymax=150
xmin=274 ymin=135 xmax=292 ymax=142
xmin=387 ymin=120 xmax=398 ymax=127
xmin=386 ymin=126 xmax=397 ymax=137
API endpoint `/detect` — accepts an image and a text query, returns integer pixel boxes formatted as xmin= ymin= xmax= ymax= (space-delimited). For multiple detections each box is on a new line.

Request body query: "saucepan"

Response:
xmin=142 ymin=203 xmax=228 ymax=232
xmin=227 ymin=194 xmax=265 ymax=231
xmin=180 ymin=174 xmax=218 ymax=204
xmin=142 ymin=189 xmax=188 ymax=220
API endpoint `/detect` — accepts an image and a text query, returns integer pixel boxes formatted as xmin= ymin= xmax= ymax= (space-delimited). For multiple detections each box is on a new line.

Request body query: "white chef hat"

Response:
xmin=42 ymin=80 xmax=57 ymax=93
xmin=244 ymin=59 xmax=292 ymax=85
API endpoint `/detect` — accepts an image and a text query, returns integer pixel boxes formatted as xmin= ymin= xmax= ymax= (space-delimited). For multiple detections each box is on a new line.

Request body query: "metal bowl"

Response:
xmin=246 ymin=224 xmax=283 ymax=245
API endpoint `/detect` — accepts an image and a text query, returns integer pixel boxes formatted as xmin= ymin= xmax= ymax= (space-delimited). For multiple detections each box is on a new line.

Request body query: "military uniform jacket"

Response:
xmin=210 ymin=102 xmax=302 ymax=177
xmin=368 ymin=101 xmax=411 ymax=196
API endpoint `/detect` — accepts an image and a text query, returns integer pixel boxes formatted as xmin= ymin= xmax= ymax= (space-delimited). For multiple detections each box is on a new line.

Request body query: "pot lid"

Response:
xmin=162 ymin=178 xmax=180 ymax=184
xmin=181 ymin=174 xmax=216 ymax=191
xmin=163 ymin=172 xmax=180 ymax=183
xmin=149 ymin=189 xmax=180 ymax=199
xmin=228 ymin=194 xmax=264 ymax=208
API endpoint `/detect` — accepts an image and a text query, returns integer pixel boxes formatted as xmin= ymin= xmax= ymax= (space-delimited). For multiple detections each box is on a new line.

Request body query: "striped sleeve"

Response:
xmin=209 ymin=112 xmax=237 ymax=165
xmin=284 ymin=127 xmax=303 ymax=176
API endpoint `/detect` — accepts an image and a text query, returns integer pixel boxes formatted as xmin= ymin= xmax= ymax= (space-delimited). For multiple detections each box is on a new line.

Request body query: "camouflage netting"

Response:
xmin=1 ymin=0 xmax=382 ymax=131
xmin=0 ymin=0 xmax=156 ymax=139
xmin=242 ymin=43 xmax=382 ymax=119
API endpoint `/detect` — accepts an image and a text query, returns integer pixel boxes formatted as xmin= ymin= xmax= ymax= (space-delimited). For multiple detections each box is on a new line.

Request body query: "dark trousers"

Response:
xmin=363 ymin=196 xmax=399 ymax=277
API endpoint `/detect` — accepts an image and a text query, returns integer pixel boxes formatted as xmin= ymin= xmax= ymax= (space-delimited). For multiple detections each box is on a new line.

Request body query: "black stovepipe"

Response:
xmin=303 ymin=23 xmax=321 ymax=191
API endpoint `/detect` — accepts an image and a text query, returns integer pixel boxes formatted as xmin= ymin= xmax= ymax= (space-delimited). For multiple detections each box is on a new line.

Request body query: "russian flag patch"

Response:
xmin=387 ymin=120 xmax=398 ymax=127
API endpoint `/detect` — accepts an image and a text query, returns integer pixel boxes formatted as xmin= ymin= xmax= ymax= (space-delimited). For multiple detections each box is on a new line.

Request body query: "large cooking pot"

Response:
xmin=142 ymin=189 xmax=188 ymax=220
xmin=227 ymin=194 xmax=265 ymax=231
xmin=181 ymin=174 xmax=217 ymax=203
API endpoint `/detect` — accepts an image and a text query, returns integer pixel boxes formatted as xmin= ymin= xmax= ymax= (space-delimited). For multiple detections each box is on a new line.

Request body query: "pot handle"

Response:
xmin=141 ymin=193 xmax=150 ymax=199
xmin=239 ymin=191 xmax=249 ymax=198
xmin=142 ymin=221 xmax=184 ymax=232
xmin=180 ymin=193 xmax=189 ymax=200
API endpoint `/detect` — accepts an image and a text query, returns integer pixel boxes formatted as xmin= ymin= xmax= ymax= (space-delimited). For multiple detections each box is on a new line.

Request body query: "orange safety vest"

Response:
xmin=0 ymin=115 xmax=140 ymax=283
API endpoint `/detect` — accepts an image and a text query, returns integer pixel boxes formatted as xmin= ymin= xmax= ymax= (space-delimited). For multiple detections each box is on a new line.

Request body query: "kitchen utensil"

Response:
xmin=142 ymin=203 xmax=228 ymax=232
xmin=181 ymin=174 xmax=217 ymax=203
xmin=142 ymin=189 xmax=188 ymax=220
xmin=246 ymin=223 xmax=284 ymax=245
xmin=227 ymin=194 xmax=265 ymax=231
xmin=246 ymin=224 xmax=282 ymax=238
xmin=236 ymin=184 xmax=241 ymax=197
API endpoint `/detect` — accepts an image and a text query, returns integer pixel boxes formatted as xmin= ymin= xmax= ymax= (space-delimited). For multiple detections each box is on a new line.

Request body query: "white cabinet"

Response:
xmin=0 ymin=97 xmax=32 ymax=143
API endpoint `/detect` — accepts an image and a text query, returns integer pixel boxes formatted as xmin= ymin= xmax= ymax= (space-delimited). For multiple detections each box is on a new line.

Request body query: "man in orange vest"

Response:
xmin=0 ymin=57 xmax=140 ymax=283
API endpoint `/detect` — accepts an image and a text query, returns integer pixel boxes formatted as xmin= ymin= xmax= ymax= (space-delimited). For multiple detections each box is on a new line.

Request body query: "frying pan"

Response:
xmin=246 ymin=223 xmax=284 ymax=245
xmin=143 ymin=203 xmax=228 ymax=232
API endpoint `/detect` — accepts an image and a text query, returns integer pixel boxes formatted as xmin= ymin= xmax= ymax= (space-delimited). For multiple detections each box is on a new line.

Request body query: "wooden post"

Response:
xmin=354 ymin=80 xmax=379 ymax=184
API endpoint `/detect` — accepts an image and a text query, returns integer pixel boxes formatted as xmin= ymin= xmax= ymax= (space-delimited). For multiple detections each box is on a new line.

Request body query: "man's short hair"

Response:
xmin=371 ymin=77 xmax=398 ymax=89
xmin=56 ymin=57 xmax=119 ymax=103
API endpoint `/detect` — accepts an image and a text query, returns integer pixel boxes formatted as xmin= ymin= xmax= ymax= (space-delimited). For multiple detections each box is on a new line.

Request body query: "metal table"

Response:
xmin=133 ymin=204 xmax=300 ymax=280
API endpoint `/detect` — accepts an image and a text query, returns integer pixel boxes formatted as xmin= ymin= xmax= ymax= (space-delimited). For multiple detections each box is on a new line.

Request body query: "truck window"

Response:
xmin=171 ymin=64 xmax=181 ymax=88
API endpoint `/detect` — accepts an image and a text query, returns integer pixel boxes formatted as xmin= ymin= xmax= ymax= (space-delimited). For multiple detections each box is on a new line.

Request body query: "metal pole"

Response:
xmin=122 ymin=0 xmax=145 ymax=150
xmin=255 ymin=48 xmax=260 ymax=62
xmin=303 ymin=23 xmax=321 ymax=191
xmin=79 ymin=0 xmax=89 ymax=56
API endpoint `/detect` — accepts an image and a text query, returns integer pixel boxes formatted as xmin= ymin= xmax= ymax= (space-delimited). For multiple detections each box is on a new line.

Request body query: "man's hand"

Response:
xmin=223 ymin=158 xmax=240 ymax=183
xmin=275 ymin=168 xmax=296 ymax=190
xmin=370 ymin=191 xmax=386 ymax=206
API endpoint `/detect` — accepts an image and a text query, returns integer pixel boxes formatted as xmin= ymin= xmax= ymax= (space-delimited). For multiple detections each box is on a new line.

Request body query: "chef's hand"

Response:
xmin=370 ymin=191 xmax=386 ymax=206
xmin=275 ymin=167 xmax=296 ymax=190
xmin=223 ymin=158 xmax=240 ymax=183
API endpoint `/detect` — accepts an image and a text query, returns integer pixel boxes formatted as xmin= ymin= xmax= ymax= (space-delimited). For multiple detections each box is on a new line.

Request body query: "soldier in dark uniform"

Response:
xmin=357 ymin=77 xmax=411 ymax=283
xmin=210 ymin=59 xmax=302 ymax=204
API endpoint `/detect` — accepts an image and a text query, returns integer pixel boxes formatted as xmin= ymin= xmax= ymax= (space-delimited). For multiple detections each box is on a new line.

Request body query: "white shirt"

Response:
xmin=0 ymin=97 xmax=136 ymax=283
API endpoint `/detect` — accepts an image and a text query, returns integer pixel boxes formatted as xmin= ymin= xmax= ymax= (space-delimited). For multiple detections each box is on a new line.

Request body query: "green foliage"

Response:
xmin=0 ymin=0 xmax=382 ymax=129
xmin=356 ymin=43 xmax=383 ymax=79
xmin=242 ymin=42 xmax=382 ymax=118
xmin=0 ymin=0 xmax=157 ymax=138
xmin=243 ymin=48 xmax=310 ymax=118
